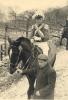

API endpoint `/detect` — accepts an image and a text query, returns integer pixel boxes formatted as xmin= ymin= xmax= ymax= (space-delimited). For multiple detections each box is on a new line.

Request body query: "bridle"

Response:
xmin=9 ymin=44 xmax=38 ymax=71
xmin=10 ymin=48 xmax=22 ymax=67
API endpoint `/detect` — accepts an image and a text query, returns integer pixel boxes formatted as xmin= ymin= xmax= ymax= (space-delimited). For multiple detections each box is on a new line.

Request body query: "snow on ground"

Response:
xmin=0 ymin=76 xmax=29 ymax=100
xmin=54 ymin=49 xmax=68 ymax=100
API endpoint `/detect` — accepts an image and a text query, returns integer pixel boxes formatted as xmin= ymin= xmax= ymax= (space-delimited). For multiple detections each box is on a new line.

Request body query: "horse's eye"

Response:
xmin=10 ymin=45 xmax=14 ymax=48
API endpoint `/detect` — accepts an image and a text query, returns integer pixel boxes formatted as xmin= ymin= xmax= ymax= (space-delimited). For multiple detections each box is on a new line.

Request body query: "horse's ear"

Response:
xmin=8 ymin=37 xmax=13 ymax=44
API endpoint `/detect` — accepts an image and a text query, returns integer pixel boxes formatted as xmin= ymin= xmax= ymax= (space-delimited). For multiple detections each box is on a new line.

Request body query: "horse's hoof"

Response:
xmin=28 ymin=96 xmax=31 ymax=100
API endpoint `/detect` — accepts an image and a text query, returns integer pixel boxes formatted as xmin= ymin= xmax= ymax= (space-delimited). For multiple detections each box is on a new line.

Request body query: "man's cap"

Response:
xmin=38 ymin=54 xmax=48 ymax=61
xmin=32 ymin=11 xmax=45 ymax=20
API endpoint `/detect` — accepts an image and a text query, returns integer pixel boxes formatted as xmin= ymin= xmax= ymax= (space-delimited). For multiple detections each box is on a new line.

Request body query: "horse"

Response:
xmin=8 ymin=36 xmax=43 ymax=99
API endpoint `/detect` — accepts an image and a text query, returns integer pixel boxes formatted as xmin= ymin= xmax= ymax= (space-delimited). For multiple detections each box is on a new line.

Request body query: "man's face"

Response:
xmin=35 ymin=18 xmax=43 ymax=25
xmin=38 ymin=59 xmax=48 ymax=68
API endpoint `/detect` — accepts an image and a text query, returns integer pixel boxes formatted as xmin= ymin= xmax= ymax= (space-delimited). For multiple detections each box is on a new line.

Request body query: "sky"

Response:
xmin=0 ymin=0 xmax=68 ymax=13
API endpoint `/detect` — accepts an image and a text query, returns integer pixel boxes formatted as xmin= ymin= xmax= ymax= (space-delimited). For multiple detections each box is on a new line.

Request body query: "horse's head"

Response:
xmin=8 ymin=37 xmax=33 ymax=74
xmin=8 ymin=37 xmax=24 ymax=74
xmin=8 ymin=37 xmax=43 ymax=74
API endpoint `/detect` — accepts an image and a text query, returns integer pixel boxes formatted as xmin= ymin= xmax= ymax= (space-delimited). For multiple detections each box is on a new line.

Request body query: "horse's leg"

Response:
xmin=26 ymin=73 xmax=36 ymax=99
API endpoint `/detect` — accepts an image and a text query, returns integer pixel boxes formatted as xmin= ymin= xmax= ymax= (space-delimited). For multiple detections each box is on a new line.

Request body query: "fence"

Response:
xmin=0 ymin=25 xmax=9 ymax=61
xmin=7 ymin=16 xmax=33 ymax=37
xmin=0 ymin=44 xmax=6 ymax=61
xmin=0 ymin=17 xmax=31 ymax=61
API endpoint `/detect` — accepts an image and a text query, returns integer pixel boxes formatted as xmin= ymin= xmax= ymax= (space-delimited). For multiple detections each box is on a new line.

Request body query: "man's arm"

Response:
xmin=39 ymin=70 xmax=56 ymax=96
xmin=37 ymin=29 xmax=45 ymax=38
xmin=35 ymin=25 xmax=45 ymax=38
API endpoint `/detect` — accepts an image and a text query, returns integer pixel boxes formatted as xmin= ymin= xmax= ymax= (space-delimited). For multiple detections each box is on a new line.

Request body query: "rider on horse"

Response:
xmin=29 ymin=11 xmax=56 ymax=67
xmin=29 ymin=11 xmax=49 ymax=42
xmin=32 ymin=54 xmax=56 ymax=99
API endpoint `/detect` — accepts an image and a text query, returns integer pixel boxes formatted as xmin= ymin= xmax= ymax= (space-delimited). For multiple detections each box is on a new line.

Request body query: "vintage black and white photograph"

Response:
xmin=0 ymin=0 xmax=68 ymax=100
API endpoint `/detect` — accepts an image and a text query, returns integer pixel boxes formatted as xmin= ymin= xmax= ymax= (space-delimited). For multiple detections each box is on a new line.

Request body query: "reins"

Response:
xmin=21 ymin=46 xmax=38 ymax=71
xmin=18 ymin=46 xmax=38 ymax=73
xmin=9 ymin=43 xmax=38 ymax=73
xmin=9 ymin=48 xmax=22 ymax=67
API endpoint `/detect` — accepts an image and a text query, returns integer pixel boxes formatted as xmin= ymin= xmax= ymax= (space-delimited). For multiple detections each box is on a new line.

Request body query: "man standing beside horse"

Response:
xmin=32 ymin=54 xmax=56 ymax=100
xmin=30 ymin=11 xmax=56 ymax=100
xmin=29 ymin=11 xmax=49 ymax=42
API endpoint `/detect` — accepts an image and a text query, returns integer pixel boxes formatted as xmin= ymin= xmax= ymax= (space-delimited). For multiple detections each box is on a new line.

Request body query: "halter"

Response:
xmin=9 ymin=47 xmax=22 ymax=67
xmin=9 ymin=44 xmax=38 ymax=72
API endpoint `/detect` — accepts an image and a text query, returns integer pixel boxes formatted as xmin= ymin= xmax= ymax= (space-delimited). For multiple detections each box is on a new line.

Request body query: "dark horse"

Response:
xmin=8 ymin=36 xmax=42 ymax=99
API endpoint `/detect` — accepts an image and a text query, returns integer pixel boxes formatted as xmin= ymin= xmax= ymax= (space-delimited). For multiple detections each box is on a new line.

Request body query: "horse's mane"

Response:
xmin=14 ymin=37 xmax=32 ymax=47
xmin=16 ymin=37 xmax=31 ymax=44
xmin=13 ymin=37 xmax=32 ymax=52
xmin=13 ymin=37 xmax=43 ymax=55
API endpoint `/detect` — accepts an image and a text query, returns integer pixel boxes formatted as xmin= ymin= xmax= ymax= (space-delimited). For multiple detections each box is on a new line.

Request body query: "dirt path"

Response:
xmin=54 ymin=49 xmax=68 ymax=100
xmin=0 ymin=76 xmax=29 ymax=100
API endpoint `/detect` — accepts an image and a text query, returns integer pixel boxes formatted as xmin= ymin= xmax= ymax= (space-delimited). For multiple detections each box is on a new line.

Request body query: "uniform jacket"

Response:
xmin=30 ymin=23 xmax=49 ymax=41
